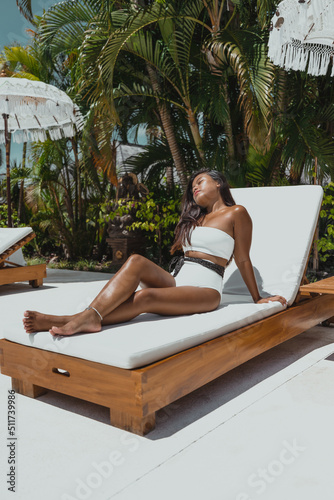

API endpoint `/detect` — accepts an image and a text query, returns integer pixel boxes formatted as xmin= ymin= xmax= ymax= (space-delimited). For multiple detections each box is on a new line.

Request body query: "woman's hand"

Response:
xmin=256 ymin=295 xmax=288 ymax=307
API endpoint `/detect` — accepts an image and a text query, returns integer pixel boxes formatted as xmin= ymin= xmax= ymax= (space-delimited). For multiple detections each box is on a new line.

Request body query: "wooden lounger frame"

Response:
xmin=0 ymin=232 xmax=46 ymax=287
xmin=1 ymin=278 xmax=334 ymax=435
xmin=1 ymin=221 xmax=334 ymax=435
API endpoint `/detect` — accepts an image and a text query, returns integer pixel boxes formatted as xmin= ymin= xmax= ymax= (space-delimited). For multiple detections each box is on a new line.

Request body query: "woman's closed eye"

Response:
xmin=193 ymin=179 xmax=203 ymax=191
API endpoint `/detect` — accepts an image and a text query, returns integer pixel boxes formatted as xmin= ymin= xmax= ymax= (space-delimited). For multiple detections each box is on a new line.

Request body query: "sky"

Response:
xmin=0 ymin=0 xmax=56 ymax=48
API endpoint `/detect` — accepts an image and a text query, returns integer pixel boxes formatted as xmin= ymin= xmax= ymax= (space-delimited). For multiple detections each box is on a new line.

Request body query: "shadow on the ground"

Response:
xmin=43 ymin=269 xmax=113 ymax=283
xmin=0 ymin=269 xmax=112 ymax=296
xmin=0 ymin=284 xmax=55 ymax=296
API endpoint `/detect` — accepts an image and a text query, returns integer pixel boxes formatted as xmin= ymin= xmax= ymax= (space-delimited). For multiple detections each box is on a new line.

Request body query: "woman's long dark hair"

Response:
xmin=170 ymin=169 xmax=236 ymax=254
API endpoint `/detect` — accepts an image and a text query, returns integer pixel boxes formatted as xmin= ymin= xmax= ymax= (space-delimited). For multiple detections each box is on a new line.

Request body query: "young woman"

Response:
xmin=23 ymin=170 xmax=287 ymax=336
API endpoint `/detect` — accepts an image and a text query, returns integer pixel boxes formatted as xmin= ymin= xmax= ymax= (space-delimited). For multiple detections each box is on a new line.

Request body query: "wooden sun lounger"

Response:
xmin=0 ymin=186 xmax=331 ymax=435
xmin=0 ymin=270 xmax=333 ymax=436
xmin=0 ymin=232 xmax=46 ymax=288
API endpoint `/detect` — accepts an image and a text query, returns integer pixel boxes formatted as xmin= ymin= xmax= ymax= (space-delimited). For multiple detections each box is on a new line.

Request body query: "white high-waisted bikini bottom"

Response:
xmin=174 ymin=260 xmax=224 ymax=298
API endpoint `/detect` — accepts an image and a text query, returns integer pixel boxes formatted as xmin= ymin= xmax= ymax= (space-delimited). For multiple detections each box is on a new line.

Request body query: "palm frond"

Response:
xmin=40 ymin=0 xmax=99 ymax=54
xmin=16 ymin=0 xmax=34 ymax=23
xmin=246 ymin=143 xmax=285 ymax=186
xmin=208 ymin=28 xmax=275 ymax=150
xmin=82 ymin=102 xmax=118 ymax=186
xmin=82 ymin=3 xmax=178 ymax=100
xmin=3 ymin=46 xmax=42 ymax=80
xmin=123 ymin=140 xmax=173 ymax=185
xmin=281 ymin=110 xmax=334 ymax=181
xmin=256 ymin=0 xmax=279 ymax=29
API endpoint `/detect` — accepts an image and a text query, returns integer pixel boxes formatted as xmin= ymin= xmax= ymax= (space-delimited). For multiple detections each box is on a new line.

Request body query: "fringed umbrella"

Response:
xmin=0 ymin=74 xmax=79 ymax=227
xmin=268 ymin=0 xmax=334 ymax=76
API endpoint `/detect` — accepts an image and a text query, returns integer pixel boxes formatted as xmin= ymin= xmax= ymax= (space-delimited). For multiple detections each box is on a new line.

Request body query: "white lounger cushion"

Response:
xmin=0 ymin=227 xmax=33 ymax=267
xmin=2 ymin=185 xmax=323 ymax=369
xmin=0 ymin=227 xmax=33 ymax=255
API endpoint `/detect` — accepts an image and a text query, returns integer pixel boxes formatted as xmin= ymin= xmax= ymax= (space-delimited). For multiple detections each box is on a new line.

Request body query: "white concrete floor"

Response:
xmin=1 ymin=269 xmax=334 ymax=500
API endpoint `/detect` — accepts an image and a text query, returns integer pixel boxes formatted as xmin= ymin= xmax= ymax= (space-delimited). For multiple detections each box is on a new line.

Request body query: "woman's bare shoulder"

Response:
xmin=228 ymin=204 xmax=250 ymax=218
xmin=229 ymin=204 xmax=247 ymax=212
xmin=226 ymin=205 xmax=252 ymax=231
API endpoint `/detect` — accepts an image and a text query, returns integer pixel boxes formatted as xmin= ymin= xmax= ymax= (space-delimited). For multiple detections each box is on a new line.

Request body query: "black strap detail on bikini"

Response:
xmin=169 ymin=256 xmax=225 ymax=279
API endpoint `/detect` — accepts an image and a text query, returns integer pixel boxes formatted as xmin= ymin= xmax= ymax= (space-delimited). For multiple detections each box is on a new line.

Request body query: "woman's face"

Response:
xmin=191 ymin=174 xmax=221 ymax=206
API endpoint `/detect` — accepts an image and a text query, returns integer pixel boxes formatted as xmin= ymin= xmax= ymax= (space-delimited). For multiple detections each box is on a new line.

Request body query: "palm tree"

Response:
xmin=19 ymin=0 xmax=334 ymax=192
xmin=32 ymin=1 xmax=279 ymax=190
xmin=78 ymin=1 xmax=281 ymax=185
xmin=83 ymin=4 xmax=208 ymax=155
xmin=37 ymin=1 xmax=139 ymax=187
xmin=38 ymin=0 xmax=189 ymax=188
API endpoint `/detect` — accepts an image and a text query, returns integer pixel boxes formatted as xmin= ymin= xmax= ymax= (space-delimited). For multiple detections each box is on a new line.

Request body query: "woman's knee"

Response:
xmin=133 ymin=288 xmax=157 ymax=310
xmin=125 ymin=254 xmax=147 ymax=268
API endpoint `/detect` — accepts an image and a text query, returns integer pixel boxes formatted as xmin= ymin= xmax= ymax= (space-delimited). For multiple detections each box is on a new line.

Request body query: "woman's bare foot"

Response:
xmin=50 ymin=309 xmax=102 ymax=337
xmin=23 ymin=311 xmax=73 ymax=333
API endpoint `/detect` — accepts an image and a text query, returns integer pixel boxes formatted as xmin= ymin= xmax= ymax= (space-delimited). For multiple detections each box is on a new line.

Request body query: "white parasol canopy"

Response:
xmin=0 ymin=77 xmax=78 ymax=143
xmin=0 ymin=75 xmax=81 ymax=226
xmin=268 ymin=0 xmax=334 ymax=77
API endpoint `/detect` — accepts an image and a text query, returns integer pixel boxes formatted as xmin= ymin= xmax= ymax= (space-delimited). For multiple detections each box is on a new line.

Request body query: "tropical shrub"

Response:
xmin=0 ymin=205 xmax=20 ymax=228
xmin=318 ymin=183 xmax=334 ymax=265
xmin=101 ymin=193 xmax=181 ymax=266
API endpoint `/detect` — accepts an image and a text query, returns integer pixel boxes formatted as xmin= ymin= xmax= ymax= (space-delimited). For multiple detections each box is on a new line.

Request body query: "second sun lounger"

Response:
xmin=0 ymin=227 xmax=46 ymax=287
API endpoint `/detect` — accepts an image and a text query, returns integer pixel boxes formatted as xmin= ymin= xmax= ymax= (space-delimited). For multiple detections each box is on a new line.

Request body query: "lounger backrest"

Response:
xmin=0 ymin=227 xmax=34 ymax=255
xmin=222 ymin=185 xmax=323 ymax=305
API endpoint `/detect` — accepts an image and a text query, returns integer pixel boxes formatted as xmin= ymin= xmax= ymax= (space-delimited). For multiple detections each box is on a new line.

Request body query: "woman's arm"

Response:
xmin=232 ymin=206 xmax=287 ymax=306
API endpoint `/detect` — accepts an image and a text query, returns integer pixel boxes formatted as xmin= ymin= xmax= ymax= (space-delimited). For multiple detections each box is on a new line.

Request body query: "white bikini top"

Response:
xmin=183 ymin=226 xmax=235 ymax=260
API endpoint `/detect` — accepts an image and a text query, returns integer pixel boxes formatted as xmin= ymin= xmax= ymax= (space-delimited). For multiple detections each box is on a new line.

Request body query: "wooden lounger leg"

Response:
xmin=29 ymin=278 xmax=44 ymax=288
xmin=11 ymin=378 xmax=47 ymax=398
xmin=109 ymin=408 xmax=156 ymax=436
xmin=322 ymin=315 xmax=334 ymax=326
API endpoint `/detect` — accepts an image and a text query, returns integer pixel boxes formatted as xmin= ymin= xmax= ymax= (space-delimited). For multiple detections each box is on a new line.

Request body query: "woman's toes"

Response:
xmin=50 ymin=326 xmax=64 ymax=336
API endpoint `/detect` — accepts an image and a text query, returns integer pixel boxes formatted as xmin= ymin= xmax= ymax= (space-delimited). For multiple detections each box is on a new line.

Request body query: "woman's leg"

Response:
xmin=23 ymin=254 xmax=175 ymax=334
xmin=50 ymin=285 xmax=221 ymax=336
xmin=88 ymin=253 xmax=175 ymax=316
